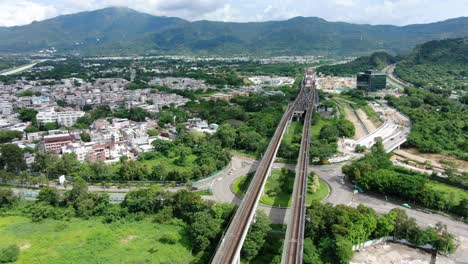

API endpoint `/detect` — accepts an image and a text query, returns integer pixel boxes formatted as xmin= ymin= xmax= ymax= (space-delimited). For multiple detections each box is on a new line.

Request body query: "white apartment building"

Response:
xmin=36 ymin=108 xmax=85 ymax=127
xmin=0 ymin=100 xmax=13 ymax=116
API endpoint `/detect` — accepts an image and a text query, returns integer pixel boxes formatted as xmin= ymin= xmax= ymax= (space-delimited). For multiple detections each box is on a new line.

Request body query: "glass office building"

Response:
xmin=356 ymin=70 xmax=387 ymax=91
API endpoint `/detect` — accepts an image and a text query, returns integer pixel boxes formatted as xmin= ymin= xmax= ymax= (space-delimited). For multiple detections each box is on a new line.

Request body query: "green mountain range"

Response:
xmin=406 ymin=37 xmax=468 ymax=64
xmin=1 ymin=7 xmax=467 ymax=56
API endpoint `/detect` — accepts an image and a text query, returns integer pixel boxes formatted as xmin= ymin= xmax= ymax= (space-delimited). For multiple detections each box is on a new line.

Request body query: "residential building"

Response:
xmin=42 ymin=133 xmax=75 ymax=154
xmin=36 ymin=108 xmax=85 ymax=127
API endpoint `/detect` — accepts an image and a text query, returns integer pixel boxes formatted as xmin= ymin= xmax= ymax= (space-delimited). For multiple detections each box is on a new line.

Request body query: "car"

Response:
xmin=402 ymin=203 xmax=411 ymax=209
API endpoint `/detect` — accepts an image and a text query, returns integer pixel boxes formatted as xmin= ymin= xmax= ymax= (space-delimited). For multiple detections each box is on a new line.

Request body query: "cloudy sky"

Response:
xmin=0 ymin=0 xmax=467 ymax=27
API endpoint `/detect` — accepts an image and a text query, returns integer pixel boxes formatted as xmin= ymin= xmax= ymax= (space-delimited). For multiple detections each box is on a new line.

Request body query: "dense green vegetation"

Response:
xmin=396 ymin=62 xmax=468 ymax=92
xmin=278 ymin=121 xmax=302 ymax=162
xmin=317 ymin=52 xmax=395 ymax=76
xmin=189 ymin=93 xmax=298 ymax=158
xmin=395 ymin=37 xmax=468 ymax=92
xmin=305 ymin=203 xmax=456 ymax=264
xmin=342 ymin=140 xmax=468 ymax=218
xmin=1 ymin=7 xmax=468 ymax=56
xmin=0 ymin=182 xmax=248 ymax=263
xmin=0 ymin=130 xmax=22 ymax=143
xmin=387 ymin=37 xmax=468 ymax=158
xmin=0 ymin=181 xmax=277 ymax=263
xmin=309 ymin=108 xmax=354 ymax=163
xmin=386 ymin=86 xmax=467 ymax=159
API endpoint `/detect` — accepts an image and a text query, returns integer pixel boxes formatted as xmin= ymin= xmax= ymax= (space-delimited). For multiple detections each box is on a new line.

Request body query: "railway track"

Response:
xmin=211 ymin=80 xmax=308 ymax=264
xmin=282 ymin=84 xmax=316 ymax=264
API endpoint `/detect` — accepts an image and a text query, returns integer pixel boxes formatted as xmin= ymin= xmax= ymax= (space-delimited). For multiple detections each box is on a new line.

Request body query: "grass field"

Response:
xmin=140 ymin=152 xmax=198 ymax=173
xmin=0 ymin=216 xmax=193 ymax=264
xmin=276 ymin=121 xmax=302 ymax=164
xmin=233 ymin=170 xmax=329 ymax=207
xmin=425 ymin=181 xmax=468 ymax=205
xmin=283 ymin=122 xmax=302 ymax=145
xmin=311 ymin=118 xmax=337 ymax=139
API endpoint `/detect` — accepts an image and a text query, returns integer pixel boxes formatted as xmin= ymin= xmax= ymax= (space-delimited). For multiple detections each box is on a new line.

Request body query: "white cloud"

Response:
xmin=0 ymin=0 xmax=58 ymax=27
xmin=0 ymin=0 xmax=466 ymax=27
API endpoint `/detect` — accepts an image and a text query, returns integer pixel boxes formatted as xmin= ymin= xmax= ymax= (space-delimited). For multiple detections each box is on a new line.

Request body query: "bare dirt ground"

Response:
xmin=341 ymin=102 xmax=368 ymax=140
xmin=355 ymin=108 xmax=378 ymax=132
xmin=401 ymin=148 xmax=468 ymax=172
xmin=351 ymin=243 xmax=454 ymax=264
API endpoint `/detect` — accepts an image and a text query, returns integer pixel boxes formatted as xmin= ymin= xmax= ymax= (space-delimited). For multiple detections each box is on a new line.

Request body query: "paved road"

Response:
xmin=383 ymin=64 xmax=414 ymax=90
xmin=206 ymin=157 xmax=468 ymax=262
xmin=0 ymin=61 xmax=42 ymax=76
xmin=305 ymin=165 xmax=468 ymax=263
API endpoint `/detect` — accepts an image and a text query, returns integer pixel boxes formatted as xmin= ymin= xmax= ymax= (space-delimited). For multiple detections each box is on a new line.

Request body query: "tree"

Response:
xmin=443 ymin=161 xmax=458 ymax=179
xmin=337 ymin=119 xmax=355 ymax=138
xmin=17 ymin=108 xmax=37 ymax=122
xmin=319 ymin=124 xmax=339 ymax=143
xmin=172 ymin=190 xmax=205 ymax=222
xmin=242 ymin=211 xmax=272 ymax=260
xmin=80 ymin=132 xmax=91 ymax=142
xmin=122 ymin=186 xmax=169 ymax=214
xmin=128 ymin=107 xmax=148 ymax=122
xmin=158 ymin=111 xmax=174 ymax=125
xmin=374 ymin=210 xmax=397 ymax=237
xmin=151 ymin=139 xmax=173 ymax=155
xmin=189 ymin=211 xmax=222 ymax=253
xmin=37 ymin=186 xmax=60 ymax=206
xmin=355 ymin=144 xmax=367 ymax=153
xmin=63 ymin=178 xmax=88 ymax=207
xmin=303 ymin=238 xmax=323 ymax=264
xmin=310 ymin=173 xmax=320 ymax=193
xmin=335 ymin=236 xmax=353 ymax=264
xmin=118 ymin=160 xmax=148 ymax=181
xmin=0 ymin=188 xmax=16 ymax=208
xmin=151 ymin=164 xmax=168 ymax=181
xmin=0 ymin=130 xmax=23 ymax=143
xmin=215 ymin=124 xmax=237 ymax=148
xmin=0 ymin=144 xmax=26 ymax=172
xmin=310 ymin=139 xmax=337 ymax=163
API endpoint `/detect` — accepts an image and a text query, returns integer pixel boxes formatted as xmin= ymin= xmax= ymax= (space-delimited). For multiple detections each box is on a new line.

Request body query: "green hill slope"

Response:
xmin=395 ymin=37 xmax=468 ymax=90
xmin=0 ymin=7 xmax=467 ymax=56
xmin=316 ymin=52 xmax=396 ymax=76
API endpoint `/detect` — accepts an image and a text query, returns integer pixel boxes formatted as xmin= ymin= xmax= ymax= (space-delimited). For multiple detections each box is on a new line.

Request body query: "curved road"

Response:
xmin=205 ymin=156 xmax=468 ymax=263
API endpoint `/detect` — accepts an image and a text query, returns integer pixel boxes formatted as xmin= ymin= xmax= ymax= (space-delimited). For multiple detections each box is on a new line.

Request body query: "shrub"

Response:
xmin=0 ymin=189 xmax=16 ymax=208
xmin=0 ymin=244 xmax=19 ymax=263
xmin=153 ymin=207 xmax=173 ymax=224
xmin=159 ymin=233 xmax=178 ymax=244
